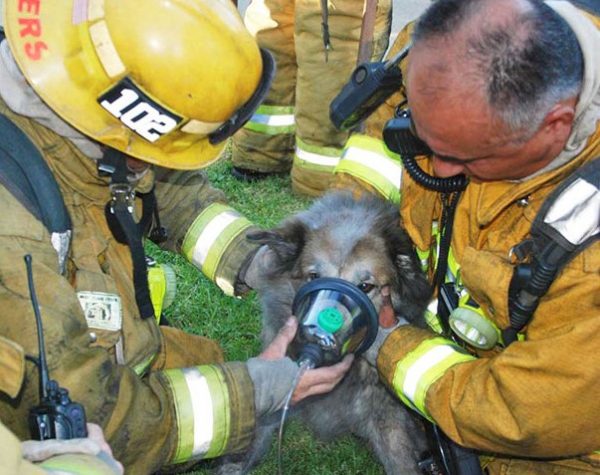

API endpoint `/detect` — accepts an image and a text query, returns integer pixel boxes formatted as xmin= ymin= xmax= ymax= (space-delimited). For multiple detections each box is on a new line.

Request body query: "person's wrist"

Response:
xmin=246 ymin=356 xmax=300 ymax=417
xmin=363 ymin=318 xmax=408 ymax=366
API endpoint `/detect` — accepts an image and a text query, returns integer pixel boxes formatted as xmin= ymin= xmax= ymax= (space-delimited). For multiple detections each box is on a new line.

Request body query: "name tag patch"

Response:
xmin=77 ymin=291 xmax=123 ymax=332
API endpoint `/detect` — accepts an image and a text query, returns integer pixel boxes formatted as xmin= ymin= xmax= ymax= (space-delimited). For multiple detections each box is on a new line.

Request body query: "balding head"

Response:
xmin=410 ymin=0 xmax=583 ymax=136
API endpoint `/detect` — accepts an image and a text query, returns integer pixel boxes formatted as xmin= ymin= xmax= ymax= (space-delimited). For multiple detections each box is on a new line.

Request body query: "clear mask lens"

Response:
xmin=292 ymin=277 xmax=378 ymax=366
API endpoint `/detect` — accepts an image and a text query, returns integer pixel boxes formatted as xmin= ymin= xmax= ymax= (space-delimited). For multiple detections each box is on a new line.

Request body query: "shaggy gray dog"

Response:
xmin=221 ymin=191 xmax=431 ymax=474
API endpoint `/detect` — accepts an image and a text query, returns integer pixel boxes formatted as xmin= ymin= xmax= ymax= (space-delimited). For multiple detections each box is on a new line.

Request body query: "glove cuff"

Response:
xmin=246 ymin=357 xmax=300 ymax=418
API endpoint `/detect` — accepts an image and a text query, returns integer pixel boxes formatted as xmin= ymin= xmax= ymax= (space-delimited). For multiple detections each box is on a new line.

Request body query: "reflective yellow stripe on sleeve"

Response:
xmin=293 ymin=137 xmax=342 ymax=172
xmin=182 ymin=203 xmax=252 ymax=296
xmin=243 ymin=104 xmax=295 ymax=135
xmin=393 ymin=337 xmax=475 ymax=421
xmin=40 ymin=453 xmax=120 ymax=474
xmin=163 ymin=365 xmax=231 ymax=463
xmin=334 ymin=134 xmax=402 ymax=204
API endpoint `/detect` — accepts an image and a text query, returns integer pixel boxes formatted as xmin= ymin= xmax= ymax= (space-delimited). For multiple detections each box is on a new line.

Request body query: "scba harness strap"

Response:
xmin=504 ymin=157 xmax=600 ymax=345
xmin=0 ymin=113 xmax=159 ymax=320
xmin=0 ymin=113 xmax=72 ymax=275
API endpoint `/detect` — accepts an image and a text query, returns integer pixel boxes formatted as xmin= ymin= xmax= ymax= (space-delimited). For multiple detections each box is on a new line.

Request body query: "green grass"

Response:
xmin=147 ymin=149 xmax=384 ymax=475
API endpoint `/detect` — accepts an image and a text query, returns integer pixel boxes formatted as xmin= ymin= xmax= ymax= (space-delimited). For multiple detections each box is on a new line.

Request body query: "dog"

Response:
xmin=221 ymin=191 xmax=431 ymax=474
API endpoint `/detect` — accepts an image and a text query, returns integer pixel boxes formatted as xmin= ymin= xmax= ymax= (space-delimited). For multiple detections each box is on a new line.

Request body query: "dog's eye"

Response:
xmin=308 ymin=271 xmax=320 ymax=281
xmin=358 ymin=282 xmax=375 ymax=293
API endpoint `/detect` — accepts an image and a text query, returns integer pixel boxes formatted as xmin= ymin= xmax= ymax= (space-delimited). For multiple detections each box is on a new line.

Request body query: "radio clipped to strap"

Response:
xmin=503 ymin=158 xmax=600 ymax=345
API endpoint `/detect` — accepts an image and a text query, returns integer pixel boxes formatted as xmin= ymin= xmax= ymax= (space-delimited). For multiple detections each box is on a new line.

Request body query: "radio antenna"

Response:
xmin=24 ymin=254 xmax=50 ymax=400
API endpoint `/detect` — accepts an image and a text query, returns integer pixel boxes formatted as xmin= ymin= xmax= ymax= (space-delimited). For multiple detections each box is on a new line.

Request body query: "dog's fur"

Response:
xmin=222 ymin=191 xmax=431 ymax=474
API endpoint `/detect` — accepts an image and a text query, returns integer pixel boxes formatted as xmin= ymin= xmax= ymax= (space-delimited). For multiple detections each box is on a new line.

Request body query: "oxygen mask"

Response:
xmin=276 ymin=277 xmax=380 ymax=474
xmin=291 ymin=277 xmax=379 ymax=368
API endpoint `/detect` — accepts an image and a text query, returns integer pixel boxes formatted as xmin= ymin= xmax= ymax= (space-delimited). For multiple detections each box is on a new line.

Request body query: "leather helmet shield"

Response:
xmin=3 ymin=0 xmax=263 ymax=170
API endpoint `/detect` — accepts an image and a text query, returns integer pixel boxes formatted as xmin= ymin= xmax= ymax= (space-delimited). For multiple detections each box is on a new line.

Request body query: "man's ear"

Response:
xmin=540 ymin=98 xmax=577 ymax=145
xmin=246 ymin=219 xmax=308 ymax=274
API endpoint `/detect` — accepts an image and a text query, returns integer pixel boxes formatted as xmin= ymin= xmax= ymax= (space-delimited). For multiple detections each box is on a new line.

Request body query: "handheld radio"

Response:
xmin=329 ymin=44 xmax=411 ymax=131
xmin=24 ymin=254 xmax=88 ymax=440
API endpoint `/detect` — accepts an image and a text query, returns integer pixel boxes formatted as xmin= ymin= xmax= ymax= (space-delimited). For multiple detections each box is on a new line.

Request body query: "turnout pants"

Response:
xmin=232 ymin=0 xmax=392 ymax=196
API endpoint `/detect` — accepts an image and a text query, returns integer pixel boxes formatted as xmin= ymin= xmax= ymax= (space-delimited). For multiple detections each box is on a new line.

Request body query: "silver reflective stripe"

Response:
xmin=251 ymin=113 xmax=295 ymax=127
xmin=342 ymin=147 xmax=402 ymax=186
xmin=165 ymin=365 xmax=231 ymax=463
xmin=295 ymin=146 xmax=340 ymax=167
xmin=544 ymin=178 xmax=600 ymax=245
xmin=191 ymin=211 xmax=239 ymax=268
xmin=184 ymin=368 xmax=215 ymax=455
xmin=403 ymin=345 xmax=455 ymax=404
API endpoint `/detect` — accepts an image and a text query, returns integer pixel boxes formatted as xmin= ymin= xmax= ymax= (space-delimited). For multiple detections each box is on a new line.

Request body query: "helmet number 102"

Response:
xmin=99 ymin=79 xmax=182 ymax=143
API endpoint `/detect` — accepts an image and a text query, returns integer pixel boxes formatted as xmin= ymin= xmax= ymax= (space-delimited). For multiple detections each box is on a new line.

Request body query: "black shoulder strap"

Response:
xmin=0 ymin=113 xmax=71 ymax=234
xmin=0 ymin=113 xmax=72 ymax=272
xmin=503 ymin=157 xmax=600 ymax=345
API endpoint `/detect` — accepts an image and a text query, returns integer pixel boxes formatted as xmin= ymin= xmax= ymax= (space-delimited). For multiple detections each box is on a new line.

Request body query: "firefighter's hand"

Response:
xmin=262 ymin=317 xmax=353 ymax=404
xmin=21 ymin=423 xmax=124 ymax=474
xmin=247 ymin=317 xmax=353 ymax=417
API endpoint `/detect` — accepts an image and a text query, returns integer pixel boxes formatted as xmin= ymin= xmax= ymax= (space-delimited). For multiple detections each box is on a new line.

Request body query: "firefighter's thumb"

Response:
xmin=258 ymin=317 xmax=298 ymax=360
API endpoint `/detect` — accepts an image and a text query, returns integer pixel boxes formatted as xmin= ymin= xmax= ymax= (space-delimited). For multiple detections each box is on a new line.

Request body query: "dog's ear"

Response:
xmin=385 ymin=227 xmax=432 ymax=325
xmin=246 ymin=219 xmax=308 ymax=274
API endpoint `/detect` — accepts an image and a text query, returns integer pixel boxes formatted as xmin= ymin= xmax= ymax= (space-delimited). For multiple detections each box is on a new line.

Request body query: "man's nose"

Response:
xmin=431 ymin=156 xmax=466 ymax=178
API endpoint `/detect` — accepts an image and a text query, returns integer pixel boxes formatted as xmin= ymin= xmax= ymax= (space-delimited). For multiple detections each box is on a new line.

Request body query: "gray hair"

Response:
xmin=412 ymin=0 xmax=583 ymax=136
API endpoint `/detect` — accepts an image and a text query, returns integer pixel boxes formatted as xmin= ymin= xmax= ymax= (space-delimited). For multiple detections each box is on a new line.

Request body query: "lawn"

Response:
xmin=147 ymin=149 xmax=385 ymax=474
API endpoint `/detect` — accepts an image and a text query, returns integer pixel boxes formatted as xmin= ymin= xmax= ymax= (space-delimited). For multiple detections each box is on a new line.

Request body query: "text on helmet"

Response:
xmin=14 ymin=0 xmax=48 ymax=60
xmin=98 ymin=78 xmax=183 ymax=143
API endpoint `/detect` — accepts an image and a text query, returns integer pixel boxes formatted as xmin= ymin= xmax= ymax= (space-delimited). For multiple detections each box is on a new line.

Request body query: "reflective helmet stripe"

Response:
xmin=243 ymin=104 xmax=295 ymax=134
xmin=335 ymin=134 xmax=402 ymax=204
xmin=163 ymin=366 xmax=231 ymax=462
xmin=392 ymin=337 xmax=475 ymax=420
xmin=88 ymin=18 xmax=126 ymax=78
xmin=182 ymin=203 xmax=252 ymax=296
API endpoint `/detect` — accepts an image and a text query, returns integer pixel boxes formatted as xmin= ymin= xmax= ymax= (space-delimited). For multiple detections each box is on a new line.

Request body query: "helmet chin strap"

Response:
xmin=98 ymin=148 xmax=155 ymax=320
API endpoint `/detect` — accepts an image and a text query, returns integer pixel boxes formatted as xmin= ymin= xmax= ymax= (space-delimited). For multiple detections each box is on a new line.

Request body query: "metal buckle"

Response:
xmin=108 ymin=183 xmax=135 ymax=214
xmin=508 ymin=239 xmax=533 ymax=265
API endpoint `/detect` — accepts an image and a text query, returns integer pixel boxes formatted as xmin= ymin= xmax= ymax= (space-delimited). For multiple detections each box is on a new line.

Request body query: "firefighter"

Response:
xmin=230 ymin=0 xmax=393 ymax=196
xmin=332 ymin=0 xmax=600 ymax=473
xmin=0 ymin=1 xmax=351 ymax=472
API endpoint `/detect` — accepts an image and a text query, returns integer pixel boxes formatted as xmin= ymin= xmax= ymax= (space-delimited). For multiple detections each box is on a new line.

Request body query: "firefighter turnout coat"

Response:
xmin=0 ymin=97 xmax=260 ymax=473
xmin=332 ymin=2 xmax=600 ymax=473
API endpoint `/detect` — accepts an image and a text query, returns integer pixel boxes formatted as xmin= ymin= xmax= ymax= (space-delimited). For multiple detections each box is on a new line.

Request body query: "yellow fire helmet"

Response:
xmin=3 ymin=0 xmax=275 ymax=169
